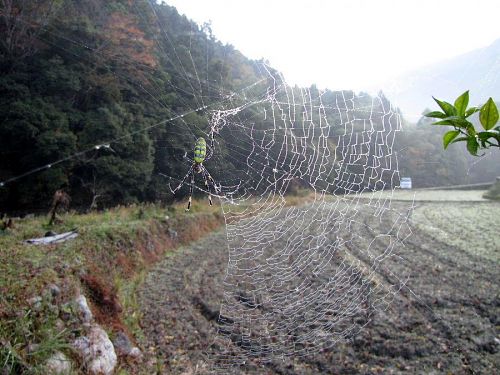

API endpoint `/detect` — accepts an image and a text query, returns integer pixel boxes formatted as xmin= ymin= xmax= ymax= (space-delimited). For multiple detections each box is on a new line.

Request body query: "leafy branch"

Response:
xmin=425 ymin=91 xmax=499 ymax=155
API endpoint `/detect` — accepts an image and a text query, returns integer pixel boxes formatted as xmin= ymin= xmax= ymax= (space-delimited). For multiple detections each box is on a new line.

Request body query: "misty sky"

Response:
xmin=164 ymin=0 xmax=499 ymax=92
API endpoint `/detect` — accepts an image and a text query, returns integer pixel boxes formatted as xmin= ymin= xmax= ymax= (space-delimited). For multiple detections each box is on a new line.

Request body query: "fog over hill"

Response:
xmin=379 ymin=39 xmax=500 ymax=121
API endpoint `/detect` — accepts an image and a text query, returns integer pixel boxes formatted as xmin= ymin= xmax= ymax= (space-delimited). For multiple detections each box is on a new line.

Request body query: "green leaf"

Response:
xmin=479 ymin=98 xmax=499 ymax=130
xmin=424 ymin=111 xmax=446 ymax=119
xmin=465 ymin=107 xmax=479 ymax=118
xmin=431 ymin=120 xmax=453 ymax=126
xmin=466 ymin=124 xmax=476 ymax=136
xmin=477 ymin=131 xmax=497 ymax=140
xmin=454 ymin=90 xmax=469 ymax=116
xmin=444 ymin=116 xmax=471 ymax=128
xmin=466 ymin=136 xmax=479 ymax=156
xmin=443 ymin=130 xmax=460 ymax=149
xmin=451 ymin=136 xmax=468 ymax=144
xmin=433 ymin=97 xmax=457 ymax=116
xmin=432 ymin=116 xmax=470 ymax=127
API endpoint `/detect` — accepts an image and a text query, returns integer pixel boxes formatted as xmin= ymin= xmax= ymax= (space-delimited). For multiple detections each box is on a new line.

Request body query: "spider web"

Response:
xmin=194 ymin=69 xmax=414 ymax=370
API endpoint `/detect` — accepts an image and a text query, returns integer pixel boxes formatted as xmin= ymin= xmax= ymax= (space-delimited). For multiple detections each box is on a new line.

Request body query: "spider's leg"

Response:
xmin=201 ymin=165 xmax=220 ymax=194
xmin=201 ymin=168 xmax=213 ymax=206
xmin=186 ymin=169 xmax=195 ymax=211
xmin=169 ymin=165 xmax=194 ymax=194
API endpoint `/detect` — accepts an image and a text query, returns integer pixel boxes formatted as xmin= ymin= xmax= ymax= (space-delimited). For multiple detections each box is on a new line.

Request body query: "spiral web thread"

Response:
xmin=204 ymin=70 xmax=413 ymax=369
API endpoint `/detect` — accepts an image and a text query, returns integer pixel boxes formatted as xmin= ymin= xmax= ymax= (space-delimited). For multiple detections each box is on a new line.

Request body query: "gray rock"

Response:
xmin=112 ymin=331 xmax=143 ymax=361
xmin=73 ymin=324 xmax=117 ymax=375
xmin=112 ymin=331 xmax=133 ymax=356
xmin=45 ymin=351 xmax=71 ymax=374
xmin=74 ymin=294 xmax=93 ymax=323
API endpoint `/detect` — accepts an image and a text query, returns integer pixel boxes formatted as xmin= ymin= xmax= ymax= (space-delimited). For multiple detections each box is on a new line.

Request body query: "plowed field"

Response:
xmin=139 ymin=191 xmax=499 ymax=374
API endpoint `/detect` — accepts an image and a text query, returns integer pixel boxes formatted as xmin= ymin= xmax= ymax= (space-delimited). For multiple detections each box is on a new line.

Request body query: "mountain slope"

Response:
xmin=381 ymin=39 xmax=500 ymax=120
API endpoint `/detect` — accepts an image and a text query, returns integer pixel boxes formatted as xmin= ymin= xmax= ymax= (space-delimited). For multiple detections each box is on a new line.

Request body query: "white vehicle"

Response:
xmin=400 ymin=177 xmax=412 ymax=189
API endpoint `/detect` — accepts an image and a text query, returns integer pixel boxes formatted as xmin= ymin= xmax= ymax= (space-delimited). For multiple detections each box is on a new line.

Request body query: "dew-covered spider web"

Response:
xmin=193 ymin=69 xmax=414 ymax=370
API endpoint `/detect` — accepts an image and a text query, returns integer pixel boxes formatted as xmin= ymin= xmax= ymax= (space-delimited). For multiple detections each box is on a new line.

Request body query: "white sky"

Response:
xmin=164 ymin=0 xmax=499 ymax=92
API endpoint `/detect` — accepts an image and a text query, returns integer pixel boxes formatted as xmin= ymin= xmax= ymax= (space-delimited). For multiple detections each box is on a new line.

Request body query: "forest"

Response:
xmin=1 ymin=0 xmax=498 ymax=214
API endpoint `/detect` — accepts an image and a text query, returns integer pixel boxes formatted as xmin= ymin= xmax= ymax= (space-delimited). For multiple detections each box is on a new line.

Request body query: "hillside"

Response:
xmin=381 ymin=39 xmax=500 ymax=120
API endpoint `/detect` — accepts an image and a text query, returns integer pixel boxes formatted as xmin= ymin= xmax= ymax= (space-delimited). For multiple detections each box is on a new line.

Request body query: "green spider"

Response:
xmin=169 ymin=137 xmax=219 ymax=211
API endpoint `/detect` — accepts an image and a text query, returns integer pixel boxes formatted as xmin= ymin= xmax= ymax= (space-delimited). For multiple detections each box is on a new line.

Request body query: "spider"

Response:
xmin=169 ymin=136 xmax=220 ymax=211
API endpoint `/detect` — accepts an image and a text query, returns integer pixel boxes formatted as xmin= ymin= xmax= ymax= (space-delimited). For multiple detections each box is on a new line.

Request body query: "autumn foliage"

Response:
xmin=105 ymin=12 xmax=157 ymax=70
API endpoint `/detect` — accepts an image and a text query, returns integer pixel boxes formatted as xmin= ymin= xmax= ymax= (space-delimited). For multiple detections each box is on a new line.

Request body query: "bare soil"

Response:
xmin=139 ymin=196 xmax=499 ymax=374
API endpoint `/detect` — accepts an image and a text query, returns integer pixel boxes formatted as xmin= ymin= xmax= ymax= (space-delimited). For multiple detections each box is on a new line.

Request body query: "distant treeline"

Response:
xmin=0 ymin=0 xmax=498 ymax=213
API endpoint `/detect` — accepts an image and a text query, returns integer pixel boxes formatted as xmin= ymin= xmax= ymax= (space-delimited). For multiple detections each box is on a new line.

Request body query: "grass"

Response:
xmin=0 ymin=198 xmax=225 ymax=374
xmin=0 ymin=297 xmax=73 ymax=374
xmin=115 ymin=269 xmax=147 ymax=343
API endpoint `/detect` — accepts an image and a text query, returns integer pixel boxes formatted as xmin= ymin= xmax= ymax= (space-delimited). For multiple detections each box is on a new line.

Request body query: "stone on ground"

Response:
xmin=45 ymin=351 xmax=72 ymax=374
xmin=73 ymin=324 xmax=117 ymax=375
